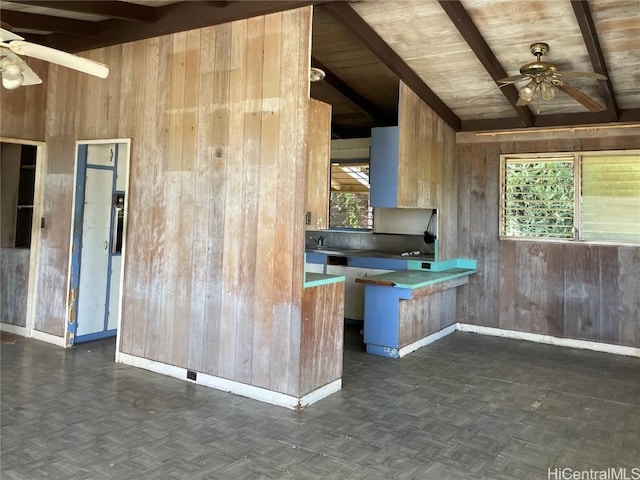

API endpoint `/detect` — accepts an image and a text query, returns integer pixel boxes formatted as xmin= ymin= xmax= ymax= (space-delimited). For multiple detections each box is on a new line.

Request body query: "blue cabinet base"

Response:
xmin=366 ymin=344 xmax=400 ymax=358
xmin=362 ymin=284 xmax=411 ymax=357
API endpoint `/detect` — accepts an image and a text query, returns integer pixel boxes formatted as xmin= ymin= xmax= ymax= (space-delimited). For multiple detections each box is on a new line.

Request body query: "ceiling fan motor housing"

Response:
xmin=529 ymin=42 xmax=549 ymax=56
xmin=520 ymin=61 xmax=557 ymax=78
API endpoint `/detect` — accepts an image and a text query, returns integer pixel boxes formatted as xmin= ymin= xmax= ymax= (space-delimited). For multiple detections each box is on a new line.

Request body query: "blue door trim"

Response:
xmin=68 ymin=145 xmax=88 ymax=345
xmin=75 ymin=329 xmax=117 ymax=343
xmin=70 ymin=143 xmax=120 ymax=345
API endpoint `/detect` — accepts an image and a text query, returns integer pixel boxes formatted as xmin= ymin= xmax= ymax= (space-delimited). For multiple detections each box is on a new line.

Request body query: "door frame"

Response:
xmin=0 ymin=137 xmax=46 ymax=339
xmin=66 ymin=138 xmax=131 ymax=348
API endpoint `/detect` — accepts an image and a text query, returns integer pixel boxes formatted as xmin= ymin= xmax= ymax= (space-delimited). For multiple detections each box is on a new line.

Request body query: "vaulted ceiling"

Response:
xmin=2 ymin=0 xmax=639 ymax=137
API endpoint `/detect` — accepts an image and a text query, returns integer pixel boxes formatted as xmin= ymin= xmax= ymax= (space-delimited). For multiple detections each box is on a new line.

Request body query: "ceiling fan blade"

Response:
xmin=465 ymin=82 xmax=512 ymax=104
xmin=554 ymin=70 xmax=607 ymax=80
xmin=553 ymin=79 xmax=604 ymax=112
xmin=20 ymin=63 xmax=42 ymax=85
xmin=2 ymin=51 xmax=42 ymax=85
xmin=498 ymin=74 xmax=529 ymax=84
xmin=7 ymin=40 xmax=109 ymax=79
xmin=0 ymin=28 xmax=24 ymax=42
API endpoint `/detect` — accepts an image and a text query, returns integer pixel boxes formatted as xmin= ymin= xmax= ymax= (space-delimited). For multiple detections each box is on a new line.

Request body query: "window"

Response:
xmin=501 ymin=151 xmax=640 ymax=244
xmin=329 ymin=162 xmax=373 ymax=229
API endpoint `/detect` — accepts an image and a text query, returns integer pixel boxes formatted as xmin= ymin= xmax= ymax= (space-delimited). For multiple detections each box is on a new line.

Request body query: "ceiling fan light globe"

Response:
xmin=541 ymin=82 xmax=555 ymax=100
xmin=519 ymin=80 xmax=536 ymax=102
xmin=3 ymin=62 xmax=21 ymax=77
xmin=2 ymin=72 xmax=24 ymax=89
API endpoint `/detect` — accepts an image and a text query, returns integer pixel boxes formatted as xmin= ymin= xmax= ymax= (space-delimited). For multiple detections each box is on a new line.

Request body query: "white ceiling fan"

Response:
xmin=0 ymin=25 xmax=109 ymax=90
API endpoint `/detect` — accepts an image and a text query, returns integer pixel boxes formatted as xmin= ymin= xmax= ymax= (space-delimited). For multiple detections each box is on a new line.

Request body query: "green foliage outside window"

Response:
xmin=503 ymin=160 xmax=575 ymax=239
xmin=330 ymin=192 xmax=371 ymax=229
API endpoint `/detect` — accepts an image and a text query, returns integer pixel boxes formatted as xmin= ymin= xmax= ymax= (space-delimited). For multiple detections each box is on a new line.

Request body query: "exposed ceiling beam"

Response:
xmin=206 ymin=1 xmax=236 ymax=7
xmin=571 ymin=0 xmax=619 ymax=122
xmin=332 ymin=125 xmax=372 ymax=139
xmin=438 ymin=0 xmax=534 ymax=128
xmin=618 ymin=108 xmax=640 ymax=123
xmin=0 ymin=10 xmax=96 ymax=36
xmin=461 ymin=108 xmax=640 ymax=131
xmin=33 ymin=1 xmax=321 ymax=53
xmin=324 ymin=1 xmax=461 ymax=131
xmin=311 ymin=56 xmax=395 ymax=126
xmin=8 ymin=1 xmax=157 ymax=23
xmin=19 ymin=32 xmax=49 ymax=44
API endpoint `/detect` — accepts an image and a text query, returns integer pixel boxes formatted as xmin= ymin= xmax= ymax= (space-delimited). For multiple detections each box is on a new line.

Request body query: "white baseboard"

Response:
xmin=399 ymin=323 xmax=457 ymax=358
xmin=0 ymin=323 xmax=26 ymax=336
xmin=457 ymin=323 xmax=640 ymax=358
xmin=118 ymin=352 xmax=341 ymax=410
xmin=30 ymin=329 xmax=66 ymax=347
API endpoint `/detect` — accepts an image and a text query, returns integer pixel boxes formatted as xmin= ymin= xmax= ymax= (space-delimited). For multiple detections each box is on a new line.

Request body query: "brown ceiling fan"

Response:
xmin=498 ymin=42 xmax=607 ymax=112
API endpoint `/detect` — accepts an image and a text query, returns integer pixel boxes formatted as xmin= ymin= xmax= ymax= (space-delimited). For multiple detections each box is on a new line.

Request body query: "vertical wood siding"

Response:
xmin=397 ymin=84 xmax=458 ymax=260
xmin=399 ymin=278 xmax=466 ymax=348
xmin=300 ymin=281 xmax=344 ymax=395
xmin=0 ymin=248 xmax=30 ymax=326
xmin=0 ymin=8 xmax=314 ymax=395
xmin=456 ymin=134 xmax=640 ymax=348
xmin=305 ymin=99 xmax=331 ymax=230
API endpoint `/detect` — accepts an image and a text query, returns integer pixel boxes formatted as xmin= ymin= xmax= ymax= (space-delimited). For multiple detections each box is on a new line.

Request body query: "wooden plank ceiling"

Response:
xmin=1 ymin=0 xmax=638 ymax=136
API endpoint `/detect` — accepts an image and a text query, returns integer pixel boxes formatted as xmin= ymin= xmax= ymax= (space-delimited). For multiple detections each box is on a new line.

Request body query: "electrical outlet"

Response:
xmin=186 ymin=370 xmax=197 ymax=381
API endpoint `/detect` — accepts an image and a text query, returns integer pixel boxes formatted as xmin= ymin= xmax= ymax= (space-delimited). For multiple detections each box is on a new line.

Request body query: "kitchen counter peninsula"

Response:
xmin=304 ymin=272 xmax=345 ymax=288
xmin=355 ymin=261 xmax=476 ymax=358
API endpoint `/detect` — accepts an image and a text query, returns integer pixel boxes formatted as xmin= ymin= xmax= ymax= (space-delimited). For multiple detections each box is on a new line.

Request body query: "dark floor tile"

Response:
xmin=2 ymin=329 xmax=640 ymax=480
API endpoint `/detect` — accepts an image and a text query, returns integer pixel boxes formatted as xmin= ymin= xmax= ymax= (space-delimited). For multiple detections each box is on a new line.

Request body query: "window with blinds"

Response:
xmin=581 ymin=154 xmax=640 ymax=243
xmin=501 ymin=151 xmax=640 ymax=244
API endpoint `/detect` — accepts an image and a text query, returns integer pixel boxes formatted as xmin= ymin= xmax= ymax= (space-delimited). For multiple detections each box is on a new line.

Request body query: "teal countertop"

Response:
xmin=304 ymin=272 xmax=345 ymax=288
xmin=356 ymin=268 xmax=476 ymax=290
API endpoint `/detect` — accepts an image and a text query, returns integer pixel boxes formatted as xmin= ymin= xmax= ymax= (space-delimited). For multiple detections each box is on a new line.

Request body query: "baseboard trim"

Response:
xmin=456 ymin=324 xmax=640 ymax=358
xmin=0 ymin=323 xmax=26 ymax=336
xmin=118 ymin=352 xmax=342 ymax=410
xmin=398 ymin=323 xmax=457 ymax=358
xmin=30 ymin=329 xmax=66 ymax=347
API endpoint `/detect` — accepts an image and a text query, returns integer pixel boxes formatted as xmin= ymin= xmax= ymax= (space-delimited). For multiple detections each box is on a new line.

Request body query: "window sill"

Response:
xmin=499 ymin=236 xmax=640 ymax=247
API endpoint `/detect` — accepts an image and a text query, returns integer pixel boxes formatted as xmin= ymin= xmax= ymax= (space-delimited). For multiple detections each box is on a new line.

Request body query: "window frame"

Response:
xmin=499 ymin=149 xmax=640 ymax=246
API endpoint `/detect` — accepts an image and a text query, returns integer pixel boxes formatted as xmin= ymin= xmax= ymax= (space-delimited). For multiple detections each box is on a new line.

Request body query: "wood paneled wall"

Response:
xmin=116 ymin=9 xmax=312 ymax=396
xmin=300 ymin=281 xmax=344 ymax=395
xmin=305 ymin=99 xmax=331 ymax=230
xmin=0 ymin=248 xmax=30 ymax=327
xmin=1 ymin=8 xmax=316 ymax=396
xmin=397 ymin=83 xmax=458 ymax=260
xmin=456 ymin=132 xmax=640 ymax=348
xmin=0 ymin=59 xmax=48 ymax=142
xmin=399 ymin=277 xmax=467 ymax=348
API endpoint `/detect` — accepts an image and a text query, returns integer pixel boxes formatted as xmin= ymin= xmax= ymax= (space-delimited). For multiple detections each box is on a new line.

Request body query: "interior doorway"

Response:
xmin=0 ymin=138 xmax=46 ymax=338
xmin=67 ymin=139 xmax=130 ymax=345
